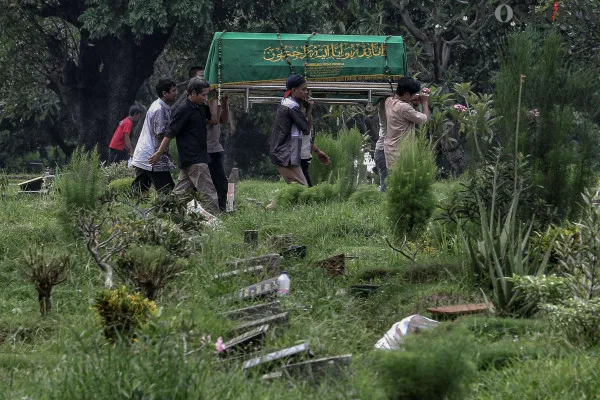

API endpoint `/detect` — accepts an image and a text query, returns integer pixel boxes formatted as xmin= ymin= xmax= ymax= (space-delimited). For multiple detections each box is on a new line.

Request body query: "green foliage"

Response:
xmin=275 ymin=182 xmax=306 ymax=206
xmin=464 ymin=177 xmax=554 ymax=316
xmin=297 ymin=182 xmax=339 ymax=204
xmin=553 ymin=190 xmax=600 ymax=300
xmin=107 ymin=177 xmax=134 ymax=195
xmin=116 ymin=245 xmax=186 ymax=300
xmin=92 ymin=286 xmax=157 ymax=343
xmin=374 ymin=326 xmax=476 ymax=400
xmin=120 ymin=215 xmax=190 ymax=257
xmin=310 ymin=127 xmax=365 ymax=199
xmin=510 ymin=274 xmax=571 ymax=311
xmin=0 ymin=170 xmax=8 ymax=194
xmin=56 ymin=147 xmax=104 ymax=221
xmin=495 ymin=30 xmax=600 ymax=220
xmin=102 ymin=161 xmax=134 ymax=184
xmin=543 ymin=298 xmax=600 ymax=346
xmin=348 ymin=184 xmax=383 ymax=205
xmin=386 ymin=134 xmax=437 ymax=240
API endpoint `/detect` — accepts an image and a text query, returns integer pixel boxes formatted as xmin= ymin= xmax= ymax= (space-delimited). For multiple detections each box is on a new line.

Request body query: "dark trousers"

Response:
xmin=108 ymin=148 xmax=129 ymax=164
xmin=208 ymin=152 xmax=228 ymax=212
xmin=300 ymin=158 xmax=313 ymax=187
xmin=131 ymin=167 xmax=174 ymax=195
xmin=374 ymin=149 xmax=387 ymax=192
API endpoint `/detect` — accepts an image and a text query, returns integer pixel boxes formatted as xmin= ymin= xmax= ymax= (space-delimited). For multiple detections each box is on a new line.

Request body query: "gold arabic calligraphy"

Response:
xmin=263 ymin=43 xmax=385 ymax=62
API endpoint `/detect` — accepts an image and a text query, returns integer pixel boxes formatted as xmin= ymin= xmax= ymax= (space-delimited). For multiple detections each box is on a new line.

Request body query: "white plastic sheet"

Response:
xmin=375 ymin=314 xmax=440 ymax=350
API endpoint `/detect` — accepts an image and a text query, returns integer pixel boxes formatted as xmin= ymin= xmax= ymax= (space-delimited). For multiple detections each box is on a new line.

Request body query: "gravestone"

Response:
xmin=314 ymin=254 xmax=345 ymax=276
xmin=225 ymin=277 xmax=279 ymax=302
xmin=282 ymin=354 xmax=353 ymax=383
xmin=244 ymin=230 xmax=259 ymax=247
xmin=232 ymin=312 xmax=288 ymax=334
xmin=242 ymin=342 xmax=313 ymax=371
xmin=213 ymin=265 xmax=264 ymax=281
xmin=225 ymin=253 xmax=282 ymax=274
xmin=221 ymin=301 xmax=283 ymax=321
xmin=226 ymin=168 xmax=239 ymax=213
xmin=282 ymin=245 xmax=306 ymax=259
xmin=220 ymin=324 xmax=269 ymax=357
xmin=18 ymin=177 xmax=44 ymax=192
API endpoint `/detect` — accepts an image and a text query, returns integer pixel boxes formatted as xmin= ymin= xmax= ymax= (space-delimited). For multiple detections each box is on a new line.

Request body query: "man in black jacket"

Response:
xmin=149 ymin=77 xmax=219 ymax=214
xmin=269 ymin=74 xmax=314 ymax=186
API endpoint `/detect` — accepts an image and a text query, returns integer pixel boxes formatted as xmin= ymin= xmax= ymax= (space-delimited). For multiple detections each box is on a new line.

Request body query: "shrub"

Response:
xmin=107 ymin=177 xmax=134 ymax=195
xmin=275 ymin=182 xmax=306 ymax=205
xmin=542 ymin=298 xmax=600 ymax=347
xmin=297 ymin=182 xmax=338 ymax=204
xmin=21 ymin=244 xmax=72 ymax=316
xmin=116 ymin=245 xmax=186 ymax=300
xmin=386 ymin=133 xmax=437 ymax=241
xmin=55 ymin=146 xmax=104 ymax=222
xmin=310 ymin=127 xmax=365 ymax=199
xmin=102 ymin=161 xmax=134 ymax=184
xmin=93 ymin=286 xmax=157 ymax=342
xmin=348 ymin=184 xmax=383 ymax=205
xmin=374 ymin=325 xmax=476 ymax=400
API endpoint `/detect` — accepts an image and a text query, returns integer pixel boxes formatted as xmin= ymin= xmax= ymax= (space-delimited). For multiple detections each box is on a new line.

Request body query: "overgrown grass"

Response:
xmin=0 ymin=179 xmax=594 ymax=399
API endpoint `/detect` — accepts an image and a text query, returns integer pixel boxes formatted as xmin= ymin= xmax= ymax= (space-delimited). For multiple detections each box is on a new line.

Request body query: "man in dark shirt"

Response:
xmin=149 ymin=77 xmax=219 ymax=214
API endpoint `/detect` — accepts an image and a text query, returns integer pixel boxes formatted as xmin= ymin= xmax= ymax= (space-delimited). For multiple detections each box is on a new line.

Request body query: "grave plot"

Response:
xmin=242 ymin=342 xmax=314 ymax=372
xmin=219 ymin=325 xmax=270 ymax=358
xmin=281 ymin=354 xmax=353 ymax=383
xmin=231 ymin=312 xmax=288 ymax=335
xmin=314 ymin=253 xmax=346 ymax=276
xmin=224 ymin=277 xmax=279 ymax=302
xmin=225 ymin=253 xmax=282 ymax=275
xmin=213 ymin=265 xmax=265 ymax=281
xmin=220 ymin=301 xmax=283 ymax=321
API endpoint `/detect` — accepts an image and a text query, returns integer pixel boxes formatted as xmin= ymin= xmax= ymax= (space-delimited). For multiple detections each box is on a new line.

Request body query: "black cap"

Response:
xmin=286 ymin=74 xmax=306 ymax=90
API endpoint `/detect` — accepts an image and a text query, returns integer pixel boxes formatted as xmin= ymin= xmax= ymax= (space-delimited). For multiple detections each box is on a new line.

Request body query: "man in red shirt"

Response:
xmin=108 ymin=105 xmax=143 ymax=164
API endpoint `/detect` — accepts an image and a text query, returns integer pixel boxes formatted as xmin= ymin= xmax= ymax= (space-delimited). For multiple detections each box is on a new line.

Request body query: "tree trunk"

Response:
xmin=38 ymin=293 xmax=52 ymax=316
xmin=52 ymin=30 xmax=173 ymax=160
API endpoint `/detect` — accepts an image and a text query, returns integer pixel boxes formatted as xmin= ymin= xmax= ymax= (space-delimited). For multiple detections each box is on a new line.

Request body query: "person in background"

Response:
xmin=130 ymin=79 xmax=178 ymax=194
xmin=269 ymin=74 xmax=313 ymax=186
xmin=149 ymin=77 xmax=219 ymax=214
xmin=189 ymin=65 xmax=231 ymax=212
xmin=374 ymin=98 xmax=388 ymax=191
xmin=384 ymin=77 xmax=430 ymax=170
xmin=108 ymin=104 xmax=142 ymax=164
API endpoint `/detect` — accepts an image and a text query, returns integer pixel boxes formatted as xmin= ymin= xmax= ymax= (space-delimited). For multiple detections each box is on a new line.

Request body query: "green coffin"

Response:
xmin=204 ymin=32 xmax=408 ymax=86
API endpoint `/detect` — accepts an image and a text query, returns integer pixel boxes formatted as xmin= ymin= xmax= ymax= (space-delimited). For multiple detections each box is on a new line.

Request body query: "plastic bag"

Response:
xmin=375 ymin=314 xmax=440 ymax=350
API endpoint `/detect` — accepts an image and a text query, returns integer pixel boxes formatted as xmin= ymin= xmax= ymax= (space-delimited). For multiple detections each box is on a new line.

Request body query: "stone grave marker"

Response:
xmin=221 ymin=301 xmax=283 ymax=321
xmin=213 ymin=265 xmax=264 ymax=281
xmin=244 ymin=230 xmax=259 ymax=247
xmin=282 ymin=354 xmax=353 ymax=383
xmin=220 ymin=324 xmax=269 ymax=357
xmin=282 ymin=245 xmax=306 ymax=259
xmin=225 ymin=277 xmax=279 ymax=302
xmin=225 ymin=253 xmax=282 ymax=274
xmin=18 ymin=176 xmax=45 ymax=193
xmin=226 ymin=168 xmax=239 ymax=213
xmin=232 ymin=312 xmax=288 ymax=335
xmin=242 ymin=342 xmax=313 ymax=371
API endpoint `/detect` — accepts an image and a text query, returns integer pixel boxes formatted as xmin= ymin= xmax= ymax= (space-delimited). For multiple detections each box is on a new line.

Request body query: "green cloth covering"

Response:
xmin=204 ymin=32 xmax=407 ymax=86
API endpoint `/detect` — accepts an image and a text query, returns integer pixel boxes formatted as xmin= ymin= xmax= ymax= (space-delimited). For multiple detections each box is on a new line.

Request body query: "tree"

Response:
xmin=0 ymin=0 xmax=212 ymax=159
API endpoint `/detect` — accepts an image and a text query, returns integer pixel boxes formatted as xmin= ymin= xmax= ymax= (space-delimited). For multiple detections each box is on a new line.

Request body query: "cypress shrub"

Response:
xmin=386 ymin=133 xmax=437 ymax=240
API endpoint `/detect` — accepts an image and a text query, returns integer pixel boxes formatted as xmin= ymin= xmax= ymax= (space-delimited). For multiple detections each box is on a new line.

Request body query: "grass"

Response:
xmin=0 ymin=179 xmax=596 ymax=399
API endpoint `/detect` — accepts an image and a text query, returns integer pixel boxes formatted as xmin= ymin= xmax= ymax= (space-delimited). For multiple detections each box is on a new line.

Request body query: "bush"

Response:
xmin=116 ymin=245 xmax=186 ymax=300
xmin=92 ymin=286 xmax=157 ymax=342
xmin=107 ymin=177 xmax=134 ymax=195
xmin=55 ymin=146 xmax=104 ymax=222
xmin=102 ymin=161 xmax=134 ymax=184
xmin=374 ymin=325 xmax=476 ymax=400
xmin=310 ymin=127 xmax=365 ymax=199
xmin=275 ymin=182 xmax=306 ymax=205
xmin=386 ymin=134 xmax=437 ymax=240
xmin=297 ymin=182 xmax=338 ymax=204
xmin=348 ymin=184 xmax=383 ymax=205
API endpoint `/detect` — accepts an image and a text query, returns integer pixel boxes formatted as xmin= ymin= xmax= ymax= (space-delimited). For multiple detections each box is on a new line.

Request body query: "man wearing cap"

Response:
xmin=269 ymin=74 xmax=314 ymax=186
